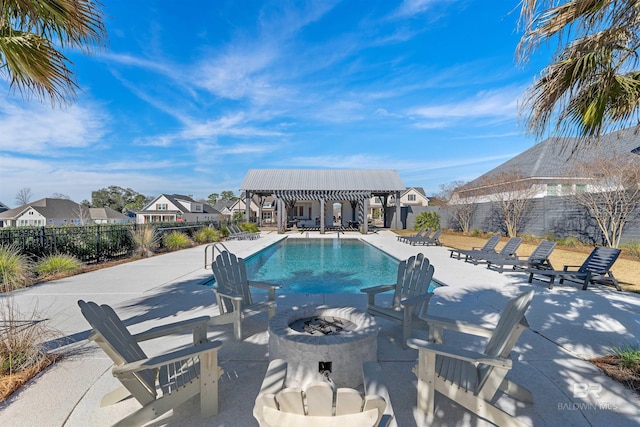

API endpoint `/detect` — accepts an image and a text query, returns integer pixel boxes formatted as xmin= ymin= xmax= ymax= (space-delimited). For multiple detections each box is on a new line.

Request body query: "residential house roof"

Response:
xmin=142 ymin=194 xmax=221 ymax=214
xmin=403 ymin=187 xmax=427 ymax=197
xmin=240 ymin=169 xmax=406 ymax=193
xmin=0 ymin=198 xmax=82 ymax=220
xmin=89 ymin=207 xmax=131 ymax=220
xmin=463 ymin=126 xmax=640 ymax=189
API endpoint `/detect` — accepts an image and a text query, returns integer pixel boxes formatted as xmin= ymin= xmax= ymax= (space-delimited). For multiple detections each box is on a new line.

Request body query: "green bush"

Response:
xmin=558 ymin=236 xmax=581 ymax=248
xmin=193 ymin=227 xmax=221 ymax=244
xmin=131 ymin=226 xmax=160 ymax=257
xmin=162 ymin=231 xmax=192 ymax=251
xmin=414 ymin=211 xmax=440 ymax=231
xmin=611 ymin=344 xmax=640 ymax=369
xmin=543 ymin=232 xmax=557 ymax=241
xmin=220 ymin=226 xmax=230 ymax=238
xmin=240 ymin=222 xmax=260 ymax=233
xmin=519 ymin=233 xmax=539 ymax=244
xmin=621 ymin=241 xmax=640 ymax=258
xmin=35 ymin=254 xmax=83 ymax=278
xmin=0 ymin=244 xmax=32 ymax=292
xmin=0 ymin=300 xmax=56 ymax=377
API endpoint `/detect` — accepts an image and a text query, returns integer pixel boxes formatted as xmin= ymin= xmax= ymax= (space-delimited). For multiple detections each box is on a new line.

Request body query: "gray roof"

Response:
xmin=0 ymin=198 xmax=81 ymax=219
xmin=465 ymin=126 xmax=640 ymax=188
xmin=89 ymin=207 xmax=130 ymax=220
xmin=240 ymin=169 xmax=406 ymax=193
xmin=143 ymin=194 xmax=221 ymax=214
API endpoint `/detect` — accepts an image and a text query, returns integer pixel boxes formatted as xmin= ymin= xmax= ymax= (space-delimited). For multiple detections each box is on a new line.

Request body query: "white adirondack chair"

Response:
xmin=407 ymin=290 xmax=535 ymax=427
xmin=253 ymin=359 xmax=392 ymax=427
xmin=210 ymin=250 xmax=280 ymax=340
xmin=361 ymin=253 xmax=435 ymax=348
xmin=78 ymin=300 xmax=223 ymax=427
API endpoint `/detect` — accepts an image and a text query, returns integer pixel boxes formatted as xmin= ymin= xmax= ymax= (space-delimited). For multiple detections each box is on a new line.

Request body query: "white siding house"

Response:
xmin=137 ymin=194 xmax=223 ymax=224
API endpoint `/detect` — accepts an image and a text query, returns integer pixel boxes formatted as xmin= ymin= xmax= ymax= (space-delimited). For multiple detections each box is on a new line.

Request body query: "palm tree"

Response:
xmin=517 ymin=0 xmax=640 ymax=139
xmin=0 ymin=0 xmax=107 ymax=105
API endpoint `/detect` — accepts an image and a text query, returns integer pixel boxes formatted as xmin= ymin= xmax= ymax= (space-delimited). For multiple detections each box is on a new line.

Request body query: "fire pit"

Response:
xmin=268 ymin=306 xmax=378 ymax=388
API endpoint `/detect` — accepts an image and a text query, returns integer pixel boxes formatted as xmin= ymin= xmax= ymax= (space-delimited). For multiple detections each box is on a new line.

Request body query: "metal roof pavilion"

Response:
xmin=239 ymin=169 xmax=406 ymax=233
xmin=240 ymin=169 xmax=406 ymax=193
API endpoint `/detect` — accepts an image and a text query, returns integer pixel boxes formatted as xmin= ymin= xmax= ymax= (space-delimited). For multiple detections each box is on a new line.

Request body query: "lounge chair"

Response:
xmin=486 ymin=240 xmax=557 ymax=273
xmin=408 ymin=290 xmax=535 ymax=427
xmin=210 ymin=250 xmax=281 ymax=339
xmin=527 ymin=246 xmax=621 ymax=290
xmin=449 ymin=234 xmax=501 ymax=259
xmin=464 ymin=237 xmax=523 ymax=265
xmin=408 ymin=229 xmax=442 ymax=246
xmin=253 ymin=359 xmax=392 ymax=427
xmin=360 ymin=253 xmax=435 ymax=348
xmin=78 ymin=300 xmax=223 ymax=427
xmin=397 ymin=227 xmax=428 ymax=243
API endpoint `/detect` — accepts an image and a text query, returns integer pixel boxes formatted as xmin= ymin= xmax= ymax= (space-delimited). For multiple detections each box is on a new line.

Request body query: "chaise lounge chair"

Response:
xmin=397 ymin=227 xmax=428 ymax=243
xmin=408 ymin=229 xmax=442 ymax=246
xmin=408 ymin=290 xmax=535 ymax=427
xmin=486 ymin=240 xmax=556 ymax=273
xmin=527 ymin=246 xmax=621 ymax=290
xmin=78 ymin=300 xmax=223 ymax=427
xmin=464 ymin=237 xmax=522 ymax=265
xmin=253 ymin=359 xmax=393 ymax=427
xmin=449 ymin=234 xmax=501 ymax=259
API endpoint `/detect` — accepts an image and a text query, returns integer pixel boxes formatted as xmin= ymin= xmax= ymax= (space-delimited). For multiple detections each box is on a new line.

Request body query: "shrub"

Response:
xmin=558 ymin=236 xmax=581 ymax=248
xmin=0 ymin=300 xmax=57 ymax=379
xmin=470 ymin=229 xmax=484 ymax=237
xmin=0 ymin=245 xmax=32 ymax=293
xmin=611 ymin=344 xmax=640 ymax=370
xmin=621 ymin=241 xmax=640 ymax=258
xmin=35 ymin=254 xmax=83 ymax=279
xmin=240 ymin=222 xmax=260 ymax=233
xmin=414 ymin=212 xmax=440 ymax=231
xmin=130 ymin=226 xmax=159 ymax=258
xmin=543 ymin=232 xmax=557 ymax=241
xmin=193 ymin=227 xmax=221 ymax=244
xmin=163 ymin=231 xmax=192 ymax=251
xmin=220 ymin=226 xmax=230 ymax=238
xmin=519 ymin=233 xmax=539 ymax=244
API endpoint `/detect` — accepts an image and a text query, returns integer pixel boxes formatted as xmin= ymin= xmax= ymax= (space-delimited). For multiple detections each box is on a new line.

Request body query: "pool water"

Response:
xmin=219 ymin=238 xmax=440 ymax=294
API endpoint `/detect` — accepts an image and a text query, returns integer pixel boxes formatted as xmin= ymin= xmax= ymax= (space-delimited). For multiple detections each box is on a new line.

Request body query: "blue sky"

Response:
xmin=0 ymin=0 xmax=553 ymax=206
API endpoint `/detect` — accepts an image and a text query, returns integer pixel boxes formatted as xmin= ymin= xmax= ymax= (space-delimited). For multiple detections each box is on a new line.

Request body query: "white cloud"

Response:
xmin=410 ymin=88 xmax=521 ymax=120
xmin=0 ymin=99 xmax=108 ymax=153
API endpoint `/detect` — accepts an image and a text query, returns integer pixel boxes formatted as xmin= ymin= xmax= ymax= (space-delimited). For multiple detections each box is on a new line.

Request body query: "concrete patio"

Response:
xmin=1 ymin=230 xmax=639 ymax=426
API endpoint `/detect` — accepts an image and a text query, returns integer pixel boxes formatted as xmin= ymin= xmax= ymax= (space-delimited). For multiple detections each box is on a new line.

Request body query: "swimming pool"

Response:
xmin=212 ymin=238 xmax=440 ymax=294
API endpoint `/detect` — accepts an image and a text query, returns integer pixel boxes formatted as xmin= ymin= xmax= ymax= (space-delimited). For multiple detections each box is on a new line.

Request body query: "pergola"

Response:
xmin=239 ymin=169 xmax=406 ymax=233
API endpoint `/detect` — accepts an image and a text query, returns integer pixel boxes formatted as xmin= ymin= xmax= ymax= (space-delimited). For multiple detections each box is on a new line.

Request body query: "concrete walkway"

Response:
xmin=1 ymin=230 xmax=639 ymax=426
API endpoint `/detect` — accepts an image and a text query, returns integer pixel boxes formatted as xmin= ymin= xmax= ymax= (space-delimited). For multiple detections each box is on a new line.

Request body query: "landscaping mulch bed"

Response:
xmin=591 ymin=355 xmax=640 ymax=396
xmin=0 ymin=354 xmax=62 ymax=402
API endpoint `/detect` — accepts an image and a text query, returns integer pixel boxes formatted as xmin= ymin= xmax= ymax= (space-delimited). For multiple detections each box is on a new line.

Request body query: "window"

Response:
xmin=194 ymin=204 xmax=202 ymax=212
xmin=408 ymin=194 xmax=416 ymax=201
xmin=375 ymin=197 xmax=382 ymax=204
xmin=575 ymin=184 xmax=586 ymax=194
xmin=547 ymin=184 xmax=558 ymax=196
xmin=156 ymin=203 xmax=168 ymax=211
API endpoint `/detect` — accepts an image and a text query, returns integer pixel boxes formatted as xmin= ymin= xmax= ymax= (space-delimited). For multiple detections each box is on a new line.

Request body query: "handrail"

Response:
xmin=204 ymin=242 xmax=230 ymax=269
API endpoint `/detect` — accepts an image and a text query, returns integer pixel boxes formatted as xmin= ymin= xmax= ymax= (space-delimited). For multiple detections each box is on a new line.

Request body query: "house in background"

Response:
xmin=137 ymin=194 xmax=223 ymax=224
xmin=0 ymin=198 xmax=89 ymax=227
xmin=0 ymin=201 xmax=9 ymax=227
xmin=90 ymin=207 xmax=133 ymax=224
xmin=368 ymin=186 xmax=429 ymax=221
xmin=453 ymin=126 xmax=640 ymax=202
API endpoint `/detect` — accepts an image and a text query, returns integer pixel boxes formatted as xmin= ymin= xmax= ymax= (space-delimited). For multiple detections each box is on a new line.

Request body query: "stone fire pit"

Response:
xmin=268 ymin=306 xmax=378 ymax=388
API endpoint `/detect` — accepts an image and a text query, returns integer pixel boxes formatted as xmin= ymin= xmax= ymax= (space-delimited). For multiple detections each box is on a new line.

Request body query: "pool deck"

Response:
xmin=1 ymin=230 xmax=639 ymax=426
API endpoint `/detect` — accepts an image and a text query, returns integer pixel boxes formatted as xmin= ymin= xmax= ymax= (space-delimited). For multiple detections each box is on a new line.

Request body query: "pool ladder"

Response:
xmin=204 ymin=242 xmax=230 ymax=269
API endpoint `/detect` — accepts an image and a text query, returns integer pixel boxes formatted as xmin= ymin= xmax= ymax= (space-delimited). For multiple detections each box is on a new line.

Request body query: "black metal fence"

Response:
xmin=0 ymin=221 xmax=221 ymax=264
